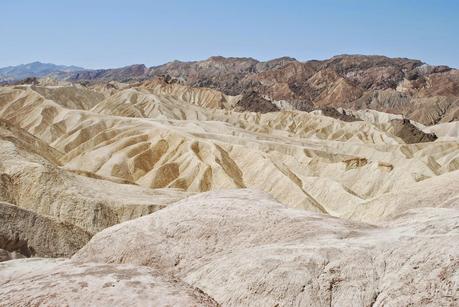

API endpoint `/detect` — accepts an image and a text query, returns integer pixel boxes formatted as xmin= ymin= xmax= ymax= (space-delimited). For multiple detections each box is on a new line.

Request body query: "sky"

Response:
xmin=1 ymin=0 xmax=458 ymax=69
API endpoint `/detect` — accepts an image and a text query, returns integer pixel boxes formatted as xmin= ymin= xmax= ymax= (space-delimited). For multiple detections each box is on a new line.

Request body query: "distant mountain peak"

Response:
xmin=0 ymin=62 xmax=84 ymax=82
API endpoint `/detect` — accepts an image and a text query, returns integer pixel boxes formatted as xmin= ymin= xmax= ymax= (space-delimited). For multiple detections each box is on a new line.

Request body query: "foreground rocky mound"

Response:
xmin=0 ymin=258 xmax=217 ymax=306
xmin=74 ymin=189 xmax=459 ymax=307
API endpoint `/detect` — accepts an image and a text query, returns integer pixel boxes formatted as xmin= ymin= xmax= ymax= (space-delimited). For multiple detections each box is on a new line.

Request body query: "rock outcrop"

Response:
xmin=0 ymin=201 xmax=91 ymax=257
xmin=74 ymin=189 xmax=459 ymax=307
xmin=0 ymin=258 xmax=218 ymax=306
xmin=388 ymin=118 xmax=437 ymax=143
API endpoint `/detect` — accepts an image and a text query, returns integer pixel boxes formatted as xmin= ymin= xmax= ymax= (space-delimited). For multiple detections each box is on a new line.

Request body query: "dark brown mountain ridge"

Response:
xmin=4 ymin=55 xmax=459 ymax=124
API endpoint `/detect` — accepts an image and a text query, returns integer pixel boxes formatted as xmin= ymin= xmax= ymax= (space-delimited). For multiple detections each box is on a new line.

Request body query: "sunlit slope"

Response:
xmin=0 ymin=115 xmax=190 ymax=238
xmin=1 ymin=84 xmax=458 ymax=218
xmin=73 ymin=189 xmax=459 ymax=306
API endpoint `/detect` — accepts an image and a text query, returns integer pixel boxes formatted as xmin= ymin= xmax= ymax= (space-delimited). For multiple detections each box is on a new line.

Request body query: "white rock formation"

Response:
xmin=74 ymin=189 xmax=459 ymax=306
xmin=0 ymin=258 xmax=217 ymax=306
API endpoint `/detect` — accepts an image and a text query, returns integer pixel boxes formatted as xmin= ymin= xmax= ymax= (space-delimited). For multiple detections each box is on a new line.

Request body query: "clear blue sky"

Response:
xmin=1 ymin=0 xmax=458 ymax=69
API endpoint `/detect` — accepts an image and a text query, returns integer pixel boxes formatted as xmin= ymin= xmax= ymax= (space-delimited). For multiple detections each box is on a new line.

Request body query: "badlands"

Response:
xmin=0 ymin=55 xmax=458 ymax=306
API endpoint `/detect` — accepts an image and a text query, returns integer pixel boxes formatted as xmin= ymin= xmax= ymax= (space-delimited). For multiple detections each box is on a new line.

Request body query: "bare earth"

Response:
xmin=0 ymin=65 xmax=458 ymax=306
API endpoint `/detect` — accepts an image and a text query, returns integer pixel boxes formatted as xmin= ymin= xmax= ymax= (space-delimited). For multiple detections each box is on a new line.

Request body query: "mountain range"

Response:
xmin=2 ymin=55 xmax=458 ymax=125
xmin=0 ymin=61 xmax=83 ymax=82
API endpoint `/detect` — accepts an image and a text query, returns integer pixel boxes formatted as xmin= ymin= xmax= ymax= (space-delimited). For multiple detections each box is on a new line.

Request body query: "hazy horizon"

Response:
xmin=1 ymin=0 xmax=458 ymax=69
xmin=3 ymin=52 xmax=458 ymax=71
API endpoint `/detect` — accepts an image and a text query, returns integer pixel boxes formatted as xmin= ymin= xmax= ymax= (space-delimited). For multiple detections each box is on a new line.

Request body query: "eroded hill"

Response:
xmin=0 ymin=77 xmax=458 ymax=306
